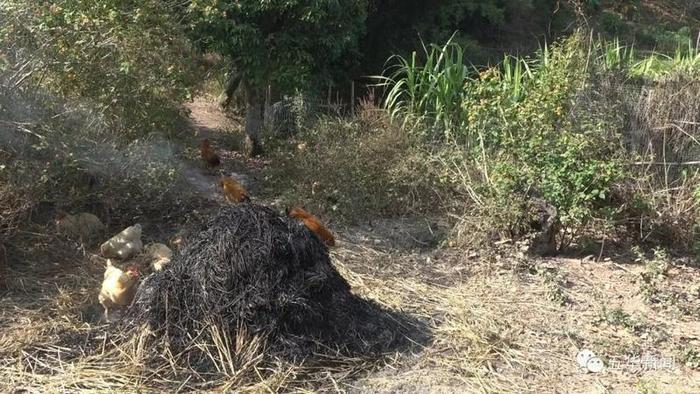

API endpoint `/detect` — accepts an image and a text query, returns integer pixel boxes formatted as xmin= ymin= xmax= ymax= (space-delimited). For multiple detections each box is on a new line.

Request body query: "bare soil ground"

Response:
xmin=1 ymin=97 xmax=698 ymax=393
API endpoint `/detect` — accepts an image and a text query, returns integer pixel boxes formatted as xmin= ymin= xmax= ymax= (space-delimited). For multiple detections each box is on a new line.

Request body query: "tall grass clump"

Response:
xmin=628 ymin=40 xmax=700 ymax=80
xmin=582 ymin=36 xmax=700 ymax=252
xmin=598 ymin=38 xmax=637 ymax=72
xmin=596 ymin=37 xmax=700 ymax=81
xmin=377 ymin=33 xmax=472 ymax=140
xmin=586 ymin=37 xmax=700 ymax=251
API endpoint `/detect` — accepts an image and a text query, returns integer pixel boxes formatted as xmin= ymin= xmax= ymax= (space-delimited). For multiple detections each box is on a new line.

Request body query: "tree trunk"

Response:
xmin=244 ymin=86 xmax=264 ymax=156
xmin=218 ymin=70 xmax=242 ymax=109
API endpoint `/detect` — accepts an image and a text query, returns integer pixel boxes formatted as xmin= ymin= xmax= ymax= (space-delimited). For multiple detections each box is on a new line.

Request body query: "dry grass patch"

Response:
xmin=1 ymin=225 xmax=699 ymax=392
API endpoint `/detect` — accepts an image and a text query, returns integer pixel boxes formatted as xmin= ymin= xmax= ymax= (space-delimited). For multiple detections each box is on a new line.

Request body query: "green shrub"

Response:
xmin=378 ymin=32 xmax=628 ymax=246
xmin=599 ymin=11 xmax=629 ymax=36
xmin=0 ymin=0 xmax=196 ymax=136
xmin=467 ymin=35 xmax=624 ymax=238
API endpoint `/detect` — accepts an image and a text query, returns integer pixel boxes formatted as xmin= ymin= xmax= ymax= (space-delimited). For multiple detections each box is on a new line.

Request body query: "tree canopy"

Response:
xmin=1 ymin=0 xmax=196 ymax=135
xmin=186 ymin=0 xmax=368 ymax=93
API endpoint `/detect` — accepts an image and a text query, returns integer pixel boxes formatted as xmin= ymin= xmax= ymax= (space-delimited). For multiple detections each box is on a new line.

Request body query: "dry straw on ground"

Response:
xmin=1 ymin=219 xmax=699 ymax=392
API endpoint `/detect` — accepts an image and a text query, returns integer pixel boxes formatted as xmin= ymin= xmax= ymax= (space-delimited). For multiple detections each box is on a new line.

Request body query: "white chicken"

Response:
xmin=145 ymin=243 xmax=172 ymax=271
xmin=56 ymin=211 xmax=105 ymax=242
xmin=100 ymin=224 xmax=143 ymax=259
xmin=98 ymin=260 xmax=140 ymax=320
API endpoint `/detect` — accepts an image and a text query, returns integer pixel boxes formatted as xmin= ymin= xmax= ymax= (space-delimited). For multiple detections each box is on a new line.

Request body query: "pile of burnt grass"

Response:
xmin=125 ymin=203 xmax=418 ymax=366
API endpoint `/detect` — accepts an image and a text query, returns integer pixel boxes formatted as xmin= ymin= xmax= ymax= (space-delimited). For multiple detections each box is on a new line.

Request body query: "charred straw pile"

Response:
xmin=125 ymin=204 xmax=415 ymax=364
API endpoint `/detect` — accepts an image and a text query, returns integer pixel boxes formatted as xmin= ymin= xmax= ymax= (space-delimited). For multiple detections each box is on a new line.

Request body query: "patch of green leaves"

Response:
xmin=186 ymin=0 xmax=367 ymax=93
xmin=1 ymin=0 xmax=197 ymax=136
xmin=635 ymin=247 xmax=672 ymax=303
xmin=598 ymin=307 xmax=639 ymax=331
xmin=377 ymin=33 xmax=472 ymax=140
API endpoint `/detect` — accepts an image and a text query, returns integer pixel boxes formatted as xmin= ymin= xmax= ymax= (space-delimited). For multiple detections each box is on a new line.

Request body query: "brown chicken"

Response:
xmin=200 ymin=138 xmax=221 ymax=169
xmin=56 ymin=210 xmax=105 ymax=242
xmin=98 ymin=260 xmax=140 ymax=320
xmin=145 ymin=243 xmax=173 ymax=272
xmin=219 ymin=176 xmax=250 ymax=203
xmin=287 ymin=207 xmax=335 ymax=247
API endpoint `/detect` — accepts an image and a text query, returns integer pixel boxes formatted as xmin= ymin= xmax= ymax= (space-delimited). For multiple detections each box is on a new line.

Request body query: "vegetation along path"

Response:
xmin=2 ymin=0 xmax=700 ymax=392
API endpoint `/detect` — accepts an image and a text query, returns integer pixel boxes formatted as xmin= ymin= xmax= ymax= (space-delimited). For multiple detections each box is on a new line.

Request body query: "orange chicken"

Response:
xmin=219 ymin=176 xmax=249 ymax=203
xmin=200 ymin=139 xmax=221 ymax=169
xmin=98 ymin=260 xmax=140 ymax=320
xmin=287 ymin=207 xmax=335 ymax=247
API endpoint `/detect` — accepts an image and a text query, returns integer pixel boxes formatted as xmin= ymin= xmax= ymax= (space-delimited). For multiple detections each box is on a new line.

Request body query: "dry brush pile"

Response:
xmin=124 ymin=203 xmax=424 ymax=371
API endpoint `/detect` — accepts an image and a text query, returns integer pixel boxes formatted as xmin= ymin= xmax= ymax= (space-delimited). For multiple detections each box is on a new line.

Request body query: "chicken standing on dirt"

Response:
xmin=100 ymin=224 xmax=143 ymax=259
xmin=145 ymin=242 xmax=172 ymax=271
xmin=200 ymin=138 xmax=221 ymax=169
xmin=287 ymin=207 xmax=335 ymax=247
xmin=55 ymin=211 xmax=105 ymax=243
xmin=98 ymin=260 xmax=140 ymax=320
xmin=219 ymin=176 xmax=250 ymax=203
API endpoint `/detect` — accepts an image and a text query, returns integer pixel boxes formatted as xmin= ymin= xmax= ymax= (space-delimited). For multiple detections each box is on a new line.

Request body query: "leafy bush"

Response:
xmin=604 ymin=38 xmax=700 ymax=81
xmin=487 ymin=44 xmax=622 ymax=234
xmin=382 ymin=33 xmax=625 ymax=246
xmin=0 ymin=81 xmax=196 ymax=255
xmin=0 ymin=0 xmax=196 ymax=136
xmin=599 ymin=11 xmax=629 ymax=36
xmin=0 ymin=0 xmax=205 ymax=259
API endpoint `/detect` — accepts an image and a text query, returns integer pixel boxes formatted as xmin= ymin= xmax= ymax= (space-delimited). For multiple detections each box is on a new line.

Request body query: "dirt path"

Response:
xmin=182 ymin=96 xmax=452 ymax=248
xmin=181 ymin=97 xmax=263 ymax=202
